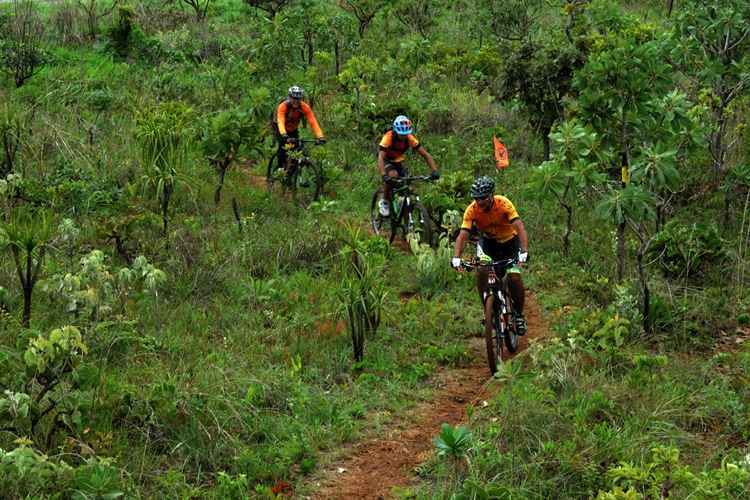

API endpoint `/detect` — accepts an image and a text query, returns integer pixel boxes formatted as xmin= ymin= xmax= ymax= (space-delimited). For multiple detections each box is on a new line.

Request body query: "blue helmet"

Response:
xmin=393 ymin=115 xmax=413 ymax=135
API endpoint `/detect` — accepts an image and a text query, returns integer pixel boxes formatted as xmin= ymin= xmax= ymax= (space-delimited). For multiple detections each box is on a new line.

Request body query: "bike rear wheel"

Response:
xmin=370 ymin=187 xmax=394 ymax=238
xmin=483 ymin=293 xmax=501 ymax=375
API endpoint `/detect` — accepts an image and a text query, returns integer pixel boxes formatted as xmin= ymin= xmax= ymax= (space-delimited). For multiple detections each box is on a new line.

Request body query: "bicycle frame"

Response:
xmin=389 ymin=176 xmax=430 ymax=229
xmin=462 ymin=257 xmax=519 ymax=372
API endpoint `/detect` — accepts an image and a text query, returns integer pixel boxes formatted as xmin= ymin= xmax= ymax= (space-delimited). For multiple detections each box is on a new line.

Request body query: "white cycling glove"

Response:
xmin=518 ymin=251 xmax=528 ymax=264
xmin=451 ymin=257 xmax=462 ymax=270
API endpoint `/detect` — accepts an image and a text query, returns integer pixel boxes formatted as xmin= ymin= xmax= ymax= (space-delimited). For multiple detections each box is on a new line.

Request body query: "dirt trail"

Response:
xmin=306 ymin=294 xmax=549 ymax=500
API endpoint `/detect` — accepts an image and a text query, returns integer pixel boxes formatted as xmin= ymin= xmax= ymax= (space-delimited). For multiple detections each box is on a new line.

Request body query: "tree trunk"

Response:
xmin=542 ymin=124 xmax=552 ymax=162
xmin=232 ymin=197 xmax=242 ymax=233
xmin=563 ymin=202 xmax=573 ymax=256
xmin=617 ymin=221 xmax=626 ymax=282
xmin=666 ymin=0 xmax=674 ymax=17
xmin=334 ymin=39 xmax=341 ymax=75
xmin=214 ymin=164 xmax=227 ymax=205
xmin=305 ymin=30 xmax=314 ymax=66
xmin=637 ymin=247 xmax=650 ymax=333
xmin=22 ymin=250 xmax=32 ymax=328
xmin=162 ymin=184 xmax=173 ymax=236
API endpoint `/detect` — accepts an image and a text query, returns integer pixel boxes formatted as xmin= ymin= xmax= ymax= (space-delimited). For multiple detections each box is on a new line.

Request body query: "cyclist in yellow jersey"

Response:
xmin=377 ymin=115 xmax=439 ymax=216
xmin=451 ymin=176 xmax=529 ymax=334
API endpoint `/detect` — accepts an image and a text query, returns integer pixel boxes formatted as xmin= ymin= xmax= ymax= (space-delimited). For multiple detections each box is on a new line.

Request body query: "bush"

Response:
xmin=106 ymin=5 xmax=135 ymax=59
xmin=648 ymin=220 xmax=725 ymax=279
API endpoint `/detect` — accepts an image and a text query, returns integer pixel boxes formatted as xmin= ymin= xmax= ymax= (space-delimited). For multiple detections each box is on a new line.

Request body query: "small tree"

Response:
xmin=179 ymin=0 xmax=211 ymax=22
xmin=136 ymin=102 xmax=193 ymax=237
xmin=391 ymin=0 xmax=439 ymax=39
xmin=75 ymin=0 xmax=119 ymax=40
xmin=337 ymin=0 xmax=386 ymax=39
xmin=243 ymin=0 xmax=293 ymax=18
xmin=529 ymin=120 xmax=602 ymax=255
xmin=675 ymin=0 xmax=750 ymax=180
xmin=105 ymin=5 xmax=134 ymax=59
xmin=201 ymin=108 xmax=262 ymax=205
xmin=1 ymin=209 xmax=53 ymax=328
xmin=596 ymin=186 xmax=656 ymax=331
xmin=0 ymin=0 xmax=47 ymax=87
xmin=574 ymin=16 xmax=673 ymax=282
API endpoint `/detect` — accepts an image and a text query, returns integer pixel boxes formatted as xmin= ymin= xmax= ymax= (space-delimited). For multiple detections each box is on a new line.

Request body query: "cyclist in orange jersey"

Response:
xmin=451 ymin=176 xmax=529 ymax=335
xmin=273 ymin=86 xmax=326 ymax=169
xmin=377 ymin=115 xmax=439 ymax=216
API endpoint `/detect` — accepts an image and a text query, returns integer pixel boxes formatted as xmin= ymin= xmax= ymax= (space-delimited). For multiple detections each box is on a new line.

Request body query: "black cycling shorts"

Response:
xmin=384 ymin=162 xmax=406 ymax=178
xmin=478 ymin=235 xmax=520 ymax=261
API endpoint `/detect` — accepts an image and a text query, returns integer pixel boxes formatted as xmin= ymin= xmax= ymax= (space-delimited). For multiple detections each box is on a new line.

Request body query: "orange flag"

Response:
xmin=493 ymin=135 xmax=509 ymax=170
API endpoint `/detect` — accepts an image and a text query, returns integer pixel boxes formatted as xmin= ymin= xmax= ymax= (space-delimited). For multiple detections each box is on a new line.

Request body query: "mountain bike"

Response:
xmin=370 ymin=175 xmax=434 ymax=246
xmin=461 ymin=257 xmax=520 ymax=375
xmin=266 ymin=138 xmax=324 ymax=203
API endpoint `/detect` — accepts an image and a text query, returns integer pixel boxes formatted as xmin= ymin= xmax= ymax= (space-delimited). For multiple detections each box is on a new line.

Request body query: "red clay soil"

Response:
xmin=306 ymin=294 xmax=549 ymax=500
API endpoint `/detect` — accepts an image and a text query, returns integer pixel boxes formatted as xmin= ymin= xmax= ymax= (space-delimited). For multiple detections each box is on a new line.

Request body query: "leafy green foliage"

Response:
xmin=105 ymin=5 xmax=135 ymax=59
xmin=648 ymin=220 xmax=725 ymax=278
xmin=339 ymin=227 xmax=386 ymax=362
xmin=434 ymin=423 xmax=473 ymax=460
xmin=0 ymin=0 xmax=48 ymax=87
xmin=201 ymin=107 xmax=264 ymax=204
xmin=136 ymin=101 xmax=193 ymax=236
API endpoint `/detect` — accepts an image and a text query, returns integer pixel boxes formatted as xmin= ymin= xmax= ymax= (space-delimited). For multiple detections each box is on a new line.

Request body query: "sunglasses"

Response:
xmin=474 ymin=195 xmax=493 ymax=203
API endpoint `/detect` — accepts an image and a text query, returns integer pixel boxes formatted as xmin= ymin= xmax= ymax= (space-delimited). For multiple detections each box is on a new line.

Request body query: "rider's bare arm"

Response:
xmin=378 ymin=150 xmax=387 ymax=176
xmin=511 ymin=219 xmax=528 ymax=253
xmin=453 ymin=228 xmax=470 ymax=259
xmin=416 ymin=146 xmax=438 ymax=172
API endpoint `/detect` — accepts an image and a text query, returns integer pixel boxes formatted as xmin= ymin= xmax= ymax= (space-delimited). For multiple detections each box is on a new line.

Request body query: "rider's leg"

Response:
xmin=383 ymin=163 xmax=403 ymax=202
xmin=279 ymin=129 xmax=299 ymax=173
xmin=380 ymin=163 xmax=403 ymax=216
xmin=508 ymin=272 xmax=525 ymax=314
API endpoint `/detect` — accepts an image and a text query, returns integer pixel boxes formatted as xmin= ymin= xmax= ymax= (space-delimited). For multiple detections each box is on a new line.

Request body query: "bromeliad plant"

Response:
xmin=0 ymin=209 xmax=53 ymax=328
xmin=136 ymin=101 xmax=193 ymax=237
xmin=338 ymin=225 xmax=386 ymax=363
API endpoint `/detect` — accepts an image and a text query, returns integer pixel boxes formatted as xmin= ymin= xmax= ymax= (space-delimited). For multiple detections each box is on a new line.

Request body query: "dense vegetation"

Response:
xmin=0 ymin=0 xmax=748 ymax=497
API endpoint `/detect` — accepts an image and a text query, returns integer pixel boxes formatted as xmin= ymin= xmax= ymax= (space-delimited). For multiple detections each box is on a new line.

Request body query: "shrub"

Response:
xmin=648 ymin=220 xmax=725 ymax=279
xmin=106 ymin=5 xmax=135 ymax=59
xmin=0 ymin=0 xmax=48 ymax=87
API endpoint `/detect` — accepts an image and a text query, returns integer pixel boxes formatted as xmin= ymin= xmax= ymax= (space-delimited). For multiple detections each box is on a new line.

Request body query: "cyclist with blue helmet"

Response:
xmin=377 ymin=115 xmax=439 ymax=216
xmin=451 ymin=176 xmax=529 ymax=335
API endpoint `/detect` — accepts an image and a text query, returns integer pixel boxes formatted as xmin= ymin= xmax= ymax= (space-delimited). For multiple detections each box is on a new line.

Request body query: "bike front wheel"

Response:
xmin=405 ymin=202 xmax=434 ymax=246
xmin=370 ymin=187 xmax=394 ymax=238
xmin=483 ymin=293 xmax=501 ymax=375
xmin=504 ymin=312 xmax=519 ymax=353
xmin=295 ymin=159 xmax=324 ymax=204
xmin=266 ymin=151 xmax=281 ymax=193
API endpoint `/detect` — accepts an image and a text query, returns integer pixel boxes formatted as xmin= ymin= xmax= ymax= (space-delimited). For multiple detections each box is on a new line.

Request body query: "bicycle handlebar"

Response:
xmin=387 ymin=175 xmax=433 ymax=184
xmin=460 ymin=257 xmax=517 ymax=271
xmin=285 ymin=138 xmax=323 ymax=146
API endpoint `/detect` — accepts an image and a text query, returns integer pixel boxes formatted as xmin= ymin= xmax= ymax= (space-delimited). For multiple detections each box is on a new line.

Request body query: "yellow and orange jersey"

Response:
xmin=461 ymin=195 xmax=520 ymax=243
xmin=276 ymin=100 xmax=324 ymax=138
xmin=379 ymin=130 xmax=420 ymax=163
